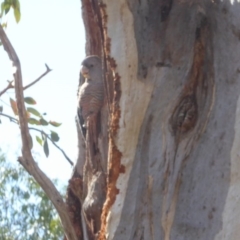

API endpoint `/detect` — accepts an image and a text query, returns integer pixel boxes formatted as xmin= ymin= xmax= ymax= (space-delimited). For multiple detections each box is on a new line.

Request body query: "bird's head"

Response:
xmin=80 ymin=55 xmax=102 ymax=81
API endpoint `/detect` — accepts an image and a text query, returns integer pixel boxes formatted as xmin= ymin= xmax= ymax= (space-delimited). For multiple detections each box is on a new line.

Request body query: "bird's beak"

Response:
xmin=80 ymin=65 xmax=89 ymax=78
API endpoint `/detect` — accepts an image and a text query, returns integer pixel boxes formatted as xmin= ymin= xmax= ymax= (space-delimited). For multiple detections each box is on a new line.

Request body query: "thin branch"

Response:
xmin=0 ymin=80 xmax=14 ymax=97
xmin=0 ymin=112 xmax=73 ymax=166
xmin=0 ymin=112 xmax=19 ymax=123
xmin=0 ymin=64 xmax=52 ymax=97
xmin=0 ymin=25 xmax=78 ymax=240
xmin=23 ymin=64 xmax=52 ymax=90
xmin=28 ymin=127 xmax=74 ymax=166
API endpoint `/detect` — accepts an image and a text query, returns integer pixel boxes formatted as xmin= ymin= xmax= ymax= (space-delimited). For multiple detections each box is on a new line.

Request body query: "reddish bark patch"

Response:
xmin=120 ymin=164 xmax=126 ymax=174
xmin=98 ymin=55 xmax=122 ymax=240
xmin=98 ymin=139 xmax=122 ymax=240
xmin=81 ymin=1 xmax=123 ymax=239
xmin=98 ymin=78 xmax=122 ymax=239
xmin=99 ymin=3 xmax=110 ymax=56
xmin=99 ymin=92 xmax=122 ymax=239
xmin=81 ymin=0 xmax=102 ymax=55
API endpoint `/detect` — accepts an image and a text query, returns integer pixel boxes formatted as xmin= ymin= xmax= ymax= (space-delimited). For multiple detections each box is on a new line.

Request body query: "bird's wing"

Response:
xmin=77 ymin=106 xmax=86 ymax=140
xmin=77 ymin=72 xmax=87 ymax=140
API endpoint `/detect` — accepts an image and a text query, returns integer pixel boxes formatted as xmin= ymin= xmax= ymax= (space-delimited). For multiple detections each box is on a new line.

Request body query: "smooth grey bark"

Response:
xmin=76 ymin=0 xmax=240 ymax=239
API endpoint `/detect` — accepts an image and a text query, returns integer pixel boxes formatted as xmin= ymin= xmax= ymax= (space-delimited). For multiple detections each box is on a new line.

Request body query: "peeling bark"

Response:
xmin=70 ymin=0 xmax=240 ymax=239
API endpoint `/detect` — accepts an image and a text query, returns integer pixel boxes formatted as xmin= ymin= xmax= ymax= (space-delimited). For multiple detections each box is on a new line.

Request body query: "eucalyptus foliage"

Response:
xmin=0 ymin=153 xmax=64 ymax=240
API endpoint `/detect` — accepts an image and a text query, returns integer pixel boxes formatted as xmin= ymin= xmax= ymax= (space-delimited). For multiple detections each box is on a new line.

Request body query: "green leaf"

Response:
xmin=23 ymin=192 xmax=30 ymax=200
xmin=50 ymin=131 xmax=59 ymax=142
xmin=4 ymin=4 xmax=10 ymax=14
xmin=29 ymin=134 xmax=33 ymax=149
xmin=43 ymin=138 xmax=49 ymax=157
xmin=36 ymin=136 xmax=42 ymax=146
xmin=0 ymin=2 xmax=5 ymax=17
xmin=10 ymin=98 xmax=18 ymax=115
xmin=21 ymin=204 xmax=27 ymax=212
xmin=12 ymin=172 xmax=18 ymax=180
xmin=28 ymin=118 xmax=39 ymax=125
xmin=40 ymin=118 xmax=48 ymax=126
xmin=0 ymin=154 xmax=64 ymax=239
xmin=24 ymin=97 xmax=36 ymax=105
xmin=49 ymin=121 xmax=62 ymax=127
xmin=27 ymin=107 xmax=41 ymax=117
xmin=12 ymin=0 xmax=21 ymax=23
xmin=12 ymin=0 xmax=20 ymax=9
xmin=13 ymin=7 xmax=20 ymax=23
xmin=0 ymin=106 xmax=3 ymax=113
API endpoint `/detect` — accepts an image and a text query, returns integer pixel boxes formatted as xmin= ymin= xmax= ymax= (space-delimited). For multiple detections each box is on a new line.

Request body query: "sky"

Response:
xmin=0 ymin=0 xmax=86 ymax=183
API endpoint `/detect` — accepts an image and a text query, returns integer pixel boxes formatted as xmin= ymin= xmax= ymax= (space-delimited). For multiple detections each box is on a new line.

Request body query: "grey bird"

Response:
xmin=77 ymin=55 xmax=104 ymax=141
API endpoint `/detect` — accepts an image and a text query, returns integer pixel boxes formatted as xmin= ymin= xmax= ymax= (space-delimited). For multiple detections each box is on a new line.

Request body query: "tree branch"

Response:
xmin=28 ymin=127 xmax=74 ymax=166
xmin=0 ymin=112 xmax=19 ymax=123
xmin=0 ymin=25 xmax=78 ymax=240
xmin=0 ymin=112 xmax=73 ymax=166
xmin=23 ymin=64 xmax=52 ymax=90
xmin=0 ymin=64 xmax=52 ymax=97
xmin=0 ymin=80 xmax=14 ymax=97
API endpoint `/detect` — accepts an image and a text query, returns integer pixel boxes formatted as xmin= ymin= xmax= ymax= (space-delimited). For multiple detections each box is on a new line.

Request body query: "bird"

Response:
xmin=77 ymin=55 xmax=104 ymax=142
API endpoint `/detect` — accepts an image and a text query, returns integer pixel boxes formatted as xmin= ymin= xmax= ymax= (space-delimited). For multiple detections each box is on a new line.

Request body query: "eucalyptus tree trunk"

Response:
xmin=68 ymin=0 xmax=240 ymax=239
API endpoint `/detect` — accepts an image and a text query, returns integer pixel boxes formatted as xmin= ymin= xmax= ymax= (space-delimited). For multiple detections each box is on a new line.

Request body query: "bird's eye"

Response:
xmin=90 ymin=64 xmax=94 ymax=68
